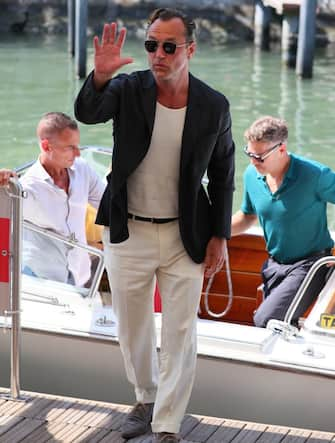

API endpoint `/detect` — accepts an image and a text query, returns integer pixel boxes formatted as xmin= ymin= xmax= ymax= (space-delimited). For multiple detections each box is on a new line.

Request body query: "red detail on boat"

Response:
xmin=154 ymin=284 xmax=161 ymax=312
xmin=0 ymin=218 xmax=10 ymax=283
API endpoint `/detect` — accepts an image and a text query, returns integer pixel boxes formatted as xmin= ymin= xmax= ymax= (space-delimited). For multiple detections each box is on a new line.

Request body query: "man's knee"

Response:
xmin=253 ymin=308 xmax=269 ymax=328
xmin=253 ymin=299 xmax=286 ymax=327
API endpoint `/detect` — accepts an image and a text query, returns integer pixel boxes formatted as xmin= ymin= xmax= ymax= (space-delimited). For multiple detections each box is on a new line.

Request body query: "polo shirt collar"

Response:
xmin=285 ymin=152 xmax=295 ymax=181
xmin=255 ymin=152 xmax=296 ymax=183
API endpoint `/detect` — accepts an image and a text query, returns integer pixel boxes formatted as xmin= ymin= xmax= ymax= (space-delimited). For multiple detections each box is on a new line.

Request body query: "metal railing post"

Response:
xmin=296 ymin=0 xmax=316 ymax=78
xmin=0 ymin=180 xmax=24 ymax=400
xmin=68 ymin=0 xmax=76 ymax=56
xmin=75 ymin=0 xmax=88 ymax=78
xmin=10 ymin=180 xmax=23 ymax=398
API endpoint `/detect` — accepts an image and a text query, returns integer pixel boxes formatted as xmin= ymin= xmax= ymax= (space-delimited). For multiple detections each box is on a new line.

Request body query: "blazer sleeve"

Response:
xmin=207 ymin=102 xmax=235 ymax=239
xmin=74 ymin=71 xmax=126 ymax=124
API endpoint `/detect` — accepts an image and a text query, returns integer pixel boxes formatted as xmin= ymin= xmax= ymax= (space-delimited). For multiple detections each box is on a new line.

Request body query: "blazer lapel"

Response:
xmin=180 ymin=74 xmax=202 ymax=173
xmin=140 ymin=71 xmax=157 ymax=136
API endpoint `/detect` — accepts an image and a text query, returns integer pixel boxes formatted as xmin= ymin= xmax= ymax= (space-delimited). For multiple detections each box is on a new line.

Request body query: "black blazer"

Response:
xmin=75 ymin=70 xmax=235 ymax=263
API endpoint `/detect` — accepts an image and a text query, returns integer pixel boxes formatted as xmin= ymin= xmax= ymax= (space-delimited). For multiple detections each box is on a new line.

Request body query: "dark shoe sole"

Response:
xmin=121 ymin=424 xmax=151 ymax=439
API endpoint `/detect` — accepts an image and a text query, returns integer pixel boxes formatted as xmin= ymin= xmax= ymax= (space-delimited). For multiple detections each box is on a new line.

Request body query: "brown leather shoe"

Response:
xmin=153 ymin=432 xmax=181 ymax=442
xmin=121 ymin=402 xmax=154 ymax=439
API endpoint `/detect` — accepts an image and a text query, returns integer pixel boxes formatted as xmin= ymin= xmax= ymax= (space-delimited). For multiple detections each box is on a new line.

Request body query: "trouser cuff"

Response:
xmin=151 ymin=422 xmax=180 ymax=434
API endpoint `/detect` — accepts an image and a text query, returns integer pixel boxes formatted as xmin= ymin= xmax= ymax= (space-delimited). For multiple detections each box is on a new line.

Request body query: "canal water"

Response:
xmin=1 ymin=34 xmax=335 ymax=226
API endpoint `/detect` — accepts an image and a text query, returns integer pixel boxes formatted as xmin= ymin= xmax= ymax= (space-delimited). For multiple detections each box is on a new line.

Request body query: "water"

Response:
xmin=1 ymin=34 xmax=335 ymax=227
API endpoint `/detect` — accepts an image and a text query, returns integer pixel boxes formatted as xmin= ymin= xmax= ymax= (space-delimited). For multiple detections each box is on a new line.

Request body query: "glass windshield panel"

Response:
xmin=22 ymin=224 xmax=90 ymax=295
xmin=304 ymin=266 xmax=335 ymax=335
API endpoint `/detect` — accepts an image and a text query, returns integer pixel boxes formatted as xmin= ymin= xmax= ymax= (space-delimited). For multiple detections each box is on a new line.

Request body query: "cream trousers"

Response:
xmin=103 ymin=220 xmax=204 ymax=433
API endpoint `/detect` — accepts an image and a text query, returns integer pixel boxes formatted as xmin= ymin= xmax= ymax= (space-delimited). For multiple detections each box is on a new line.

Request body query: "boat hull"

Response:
xmin=1 ymin=327 xmax=334 ymax=433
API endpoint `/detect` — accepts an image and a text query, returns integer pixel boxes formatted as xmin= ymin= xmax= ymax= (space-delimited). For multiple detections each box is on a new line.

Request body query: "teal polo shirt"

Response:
xmin=241 ymin=153 xmax=335 ymax=263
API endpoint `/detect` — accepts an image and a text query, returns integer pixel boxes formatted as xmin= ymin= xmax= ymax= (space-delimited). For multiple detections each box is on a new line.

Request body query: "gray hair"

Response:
xmin=37 ymin=112 xmax=78 ymax=140
xmin=244 ymin=116 xmax=288 ymax=143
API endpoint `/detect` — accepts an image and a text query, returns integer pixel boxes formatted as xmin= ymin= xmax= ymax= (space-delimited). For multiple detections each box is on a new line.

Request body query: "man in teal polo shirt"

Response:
xmin=232 ymin=116 xmax=335 ymax=327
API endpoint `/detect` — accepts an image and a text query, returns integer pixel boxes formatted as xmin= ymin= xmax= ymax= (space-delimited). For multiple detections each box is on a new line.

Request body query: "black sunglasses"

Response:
xmin=144 ymin=40 xmax=189 ymax=55
xmin=243 ymin=142 xmax=282 ymax=163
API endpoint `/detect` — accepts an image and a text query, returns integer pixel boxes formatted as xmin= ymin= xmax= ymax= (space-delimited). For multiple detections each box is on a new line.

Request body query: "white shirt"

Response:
xmin=21 ymin=157 xmax=105 ymax=286
xmin=127 ymin=102 xmax=186 ymax=218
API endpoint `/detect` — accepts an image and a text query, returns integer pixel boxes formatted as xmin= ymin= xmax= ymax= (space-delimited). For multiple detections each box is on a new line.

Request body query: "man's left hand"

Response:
xmin=0 ymin=169 xmax=16 ymax=187
xmin=204 ymin=237 xmax=226 ymax=278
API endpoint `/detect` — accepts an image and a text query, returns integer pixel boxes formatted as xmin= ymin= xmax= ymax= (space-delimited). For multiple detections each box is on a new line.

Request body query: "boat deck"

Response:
xmin=0 ymin=388 xmax=334 ymax=442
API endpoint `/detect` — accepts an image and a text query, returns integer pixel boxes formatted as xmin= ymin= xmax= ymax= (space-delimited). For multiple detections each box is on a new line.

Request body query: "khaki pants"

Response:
xmin=103 ymin=220 xmax=203 ymax=433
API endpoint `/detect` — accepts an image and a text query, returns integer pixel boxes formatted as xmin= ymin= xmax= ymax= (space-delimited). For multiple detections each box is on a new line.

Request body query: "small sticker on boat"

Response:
xmin=320 ymin=314 xmax=335 ymax=328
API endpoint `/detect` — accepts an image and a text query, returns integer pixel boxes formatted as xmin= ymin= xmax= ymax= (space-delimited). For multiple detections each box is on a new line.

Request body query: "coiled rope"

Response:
xmin=200 ymin=239 xmax=234 ymax=318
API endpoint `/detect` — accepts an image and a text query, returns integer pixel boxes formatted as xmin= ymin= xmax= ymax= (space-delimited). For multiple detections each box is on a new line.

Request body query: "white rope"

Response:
xmin=201 ymin=239 xmax=234 ymax=319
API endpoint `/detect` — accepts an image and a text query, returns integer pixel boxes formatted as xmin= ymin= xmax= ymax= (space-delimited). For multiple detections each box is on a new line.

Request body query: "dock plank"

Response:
xmin=97 ymin=405 xmax=129 ymax=431
xmin=281 ymin=428 xmax=312 ymax=442
xmin=47 ymin=422 xmax=90 ymax=442
xmin=180 ymin=414 xmax=201 ymax=438
xmin=230 ymin=421 xmax=267 ymax=442
xmin=22 ymin=397 xmax=55 ymax=419
xmin=186 ymin=416 xmax=223 ymax=442
xmin=256 ymin=425 xmax=290 ymax=442
xmin=0 ymin=415 xmax=24 ymax=437
xmin=0 ymin=417 xmax=43 ymax=443
xmin=129 ymin=432 xmax=153 ymax=443
xmin=35 ymin=398 xmax=75 ymax=421
xmin=307 ymin=434 xmax=335 ymax=443
xmin=74 ymin=404 xmax=117 ymax=427
xmin=0 ymin=388 xmax=335 ymax=442
xmin=61 ymin=402 xmax=97 ymax=424
xmin=98 ymin=430 xmax=127 ymax=442
xmin=206 ymin=419 xmax=245 ymax=442
xmin=71 ymin=426 xmax=111 ymax=443
xmin=19 ymin=420 xmax=68 ymax=442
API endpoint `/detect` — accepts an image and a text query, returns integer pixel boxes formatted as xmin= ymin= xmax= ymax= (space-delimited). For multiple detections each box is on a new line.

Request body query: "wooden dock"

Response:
xmin=0 ymin=388 xmax=334 ymax=442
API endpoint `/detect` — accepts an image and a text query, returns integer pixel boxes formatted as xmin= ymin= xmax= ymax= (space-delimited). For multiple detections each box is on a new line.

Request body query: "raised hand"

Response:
xmin=93 ymin=22 xmax=134 ymax=89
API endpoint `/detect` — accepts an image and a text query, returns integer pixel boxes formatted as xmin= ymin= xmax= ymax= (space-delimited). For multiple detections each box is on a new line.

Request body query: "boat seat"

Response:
xmin=85 ymin=204 xmax=103 ymax=249
xmin=85 ymin=204 xmax=111 ymax=293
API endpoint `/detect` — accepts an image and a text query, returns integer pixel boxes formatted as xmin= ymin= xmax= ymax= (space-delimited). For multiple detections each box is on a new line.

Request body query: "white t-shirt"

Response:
xmin=21 ymin=156 xmax=105 ymax=286
xmin=127 ymin=102 xmax=186 ymax=218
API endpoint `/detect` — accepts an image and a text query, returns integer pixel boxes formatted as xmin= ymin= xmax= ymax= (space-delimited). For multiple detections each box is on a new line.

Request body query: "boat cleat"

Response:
xmin=266 ymin=319 xmax=299 ymax=339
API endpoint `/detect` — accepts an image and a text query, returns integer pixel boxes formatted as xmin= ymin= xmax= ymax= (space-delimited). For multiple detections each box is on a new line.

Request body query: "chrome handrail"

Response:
xmin=284 ymin=256 xmax=335 ymax=325
xmin=13 ymin=160 xmax=35 ymax=175
xmin=23 ymin=220 xmax=105 ymax=299
xmin=80 ymin=145 xmax=113 ymax=155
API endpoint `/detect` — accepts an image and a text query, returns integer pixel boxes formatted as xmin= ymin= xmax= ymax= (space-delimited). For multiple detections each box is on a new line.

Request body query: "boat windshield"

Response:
xmin=22 ymin=222 xmax=96 ymax=297
xmin=318 ymin=269 xmax=335 ymax=330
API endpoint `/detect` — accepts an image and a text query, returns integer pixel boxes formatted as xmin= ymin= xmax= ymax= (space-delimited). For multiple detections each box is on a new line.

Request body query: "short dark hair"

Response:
xmin=37 ymin=112 xmax=78 ymax=140
xmin=147 ymin=8 xmax=196 ymax=41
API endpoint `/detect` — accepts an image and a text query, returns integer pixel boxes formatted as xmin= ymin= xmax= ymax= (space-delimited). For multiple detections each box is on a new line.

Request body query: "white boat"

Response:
xmin=1 ymin=150 xmax=335 ymax=433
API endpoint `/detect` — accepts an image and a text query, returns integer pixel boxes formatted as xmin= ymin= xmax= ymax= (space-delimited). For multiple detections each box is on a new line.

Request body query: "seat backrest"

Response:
xmin=85 ymin=204 xmax=103 ymax=248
